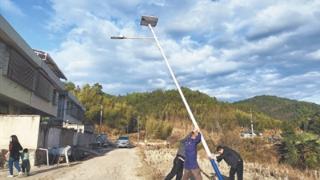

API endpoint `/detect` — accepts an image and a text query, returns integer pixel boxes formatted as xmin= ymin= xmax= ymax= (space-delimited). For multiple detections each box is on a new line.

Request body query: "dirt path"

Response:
xmin=1 ymin=148 xmax=147 ymax=180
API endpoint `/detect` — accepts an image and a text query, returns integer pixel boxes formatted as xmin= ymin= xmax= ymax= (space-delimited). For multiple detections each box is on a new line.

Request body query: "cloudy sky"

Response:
xmin=1 ymin=0 xmax=320 ymax=104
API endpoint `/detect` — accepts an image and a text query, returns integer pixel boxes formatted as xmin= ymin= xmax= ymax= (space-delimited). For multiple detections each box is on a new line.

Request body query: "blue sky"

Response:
xmin=1 ymin=0 xmax=320 ymax=104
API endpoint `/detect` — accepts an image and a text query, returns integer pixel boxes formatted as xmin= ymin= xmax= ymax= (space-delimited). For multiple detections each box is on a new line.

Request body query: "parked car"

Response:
xmin=116 ymin=136 xmax=130 ymax=148
xmin=91 ymin=134 xmax=111 ymax=147
xmin=96 ymin=134 xmax=110 ymax=147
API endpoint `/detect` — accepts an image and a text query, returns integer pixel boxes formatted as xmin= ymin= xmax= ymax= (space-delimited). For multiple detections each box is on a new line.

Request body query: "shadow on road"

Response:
xmin=29 ymin=162 xmax=82 ymax=176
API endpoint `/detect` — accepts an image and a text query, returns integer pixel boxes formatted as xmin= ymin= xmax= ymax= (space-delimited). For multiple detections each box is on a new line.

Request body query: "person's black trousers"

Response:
xmin=229 ymin=160 xmax=243 ymax=180
xmin=165 ymin=156 xmax=184 ymax=180
xmin=21 ymin=160 xmax=30 ymax=175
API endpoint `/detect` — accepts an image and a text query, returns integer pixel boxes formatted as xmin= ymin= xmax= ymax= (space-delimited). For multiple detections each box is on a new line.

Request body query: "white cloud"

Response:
xmin=44 ymin=0 xmax=320 ymax=104
xmin=307 ymin=49 xmax=320 ymax=60
xmin=0 ymin=0 xmax=24 ymax=16
xmin=202 ymin=86 xmax=241 ymax=100
xmin=270 ymin=71 xmax=320 ymax=87
xmin=198 ymin=57 xmax=241 ymax=75
xmin=301 ymin=94 xmax=320 ymax=105
xmin=245 ymin=3 xmax=308 ymax=39
xmin=203 ymin=69 xmax=320 ymax=102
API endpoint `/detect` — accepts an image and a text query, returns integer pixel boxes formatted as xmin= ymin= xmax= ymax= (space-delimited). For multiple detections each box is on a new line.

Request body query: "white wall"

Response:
xmin=0 ymin=115 xmax=40 ymax=149
xmin=43 ymin=127 xmax=95 ymax=148
xmin=0 ymin=115 xmax=96 ymax=149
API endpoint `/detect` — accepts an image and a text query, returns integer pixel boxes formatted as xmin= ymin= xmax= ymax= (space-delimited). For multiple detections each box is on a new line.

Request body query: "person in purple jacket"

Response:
xmin=182 ymin=129 xmax=202 ymax=180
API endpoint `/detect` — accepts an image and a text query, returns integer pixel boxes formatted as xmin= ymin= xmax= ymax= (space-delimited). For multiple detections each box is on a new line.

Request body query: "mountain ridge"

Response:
xmin=234 ymin=95 xmax=320 ymax=122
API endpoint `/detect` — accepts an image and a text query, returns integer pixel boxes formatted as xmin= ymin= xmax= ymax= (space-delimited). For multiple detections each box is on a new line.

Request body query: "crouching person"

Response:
xmin=165 ymin=134 xmax=188 ymax=180
xmin=21 ymin=148 xmax=30 ymax=176
xmin=216 ymin=145 xmax=243 ymax=180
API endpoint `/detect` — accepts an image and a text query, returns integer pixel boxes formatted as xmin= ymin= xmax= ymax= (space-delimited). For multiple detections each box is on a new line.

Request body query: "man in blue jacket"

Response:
xmin=182 ymin=129 xmax=202 ymax=180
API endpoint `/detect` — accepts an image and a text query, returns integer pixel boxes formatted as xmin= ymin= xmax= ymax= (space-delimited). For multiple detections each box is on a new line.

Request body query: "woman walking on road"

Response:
xmin=7 ymin=135 xmax=23 ymax=178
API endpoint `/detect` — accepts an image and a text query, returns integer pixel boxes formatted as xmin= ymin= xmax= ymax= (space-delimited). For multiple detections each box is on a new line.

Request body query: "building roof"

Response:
xmin=33 ymin=49 xmax=67 ymax=80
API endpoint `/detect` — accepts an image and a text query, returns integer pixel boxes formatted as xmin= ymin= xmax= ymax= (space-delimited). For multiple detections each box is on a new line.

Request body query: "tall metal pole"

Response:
xmin=148 ymin=24 xmax=223 ymax=179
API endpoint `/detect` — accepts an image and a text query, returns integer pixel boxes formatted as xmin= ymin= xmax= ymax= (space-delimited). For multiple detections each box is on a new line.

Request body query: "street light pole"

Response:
xmin=111 ymin=16 xmax=223 ymax=179
xmin=147 ymin=24 xmax=223 ymax=179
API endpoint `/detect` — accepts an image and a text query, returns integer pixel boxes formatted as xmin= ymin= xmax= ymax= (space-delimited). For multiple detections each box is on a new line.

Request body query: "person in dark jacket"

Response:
xmin=182 ymin=129 xmax=202 ymax=180
xmin=8 ymin=135 xmax=23 ymax=177
xmin=165 ymin=135 xmax=188 ymax=180
xmin=216 ymin=145 xmax=243 ymax=180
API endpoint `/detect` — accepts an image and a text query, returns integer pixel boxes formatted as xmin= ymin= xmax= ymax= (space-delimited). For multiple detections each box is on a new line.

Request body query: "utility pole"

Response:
xmin=100 ymin=104 xmax=103 ymax=134
xmin=250 ymin=108 xmax=254 ymax=136
xmin=137 ymin=118 xmax=140 ymax=144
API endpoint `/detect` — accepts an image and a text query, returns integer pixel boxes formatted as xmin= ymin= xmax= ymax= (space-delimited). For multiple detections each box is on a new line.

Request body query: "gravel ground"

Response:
xmin=0 ymin=148 xmax=147 ymax=180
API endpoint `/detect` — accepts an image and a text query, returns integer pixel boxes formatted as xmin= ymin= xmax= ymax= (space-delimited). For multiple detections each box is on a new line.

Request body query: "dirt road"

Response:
xmin=1 ymin=148 xmax=148 ymax=180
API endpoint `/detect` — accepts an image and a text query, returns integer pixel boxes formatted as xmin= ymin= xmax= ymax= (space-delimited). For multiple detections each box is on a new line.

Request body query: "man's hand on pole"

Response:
xmin=208 ymin=153 xmax=217 ymax=161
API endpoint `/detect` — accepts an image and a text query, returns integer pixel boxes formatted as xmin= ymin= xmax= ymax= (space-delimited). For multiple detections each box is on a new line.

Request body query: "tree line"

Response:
xmin=65 ymin=82 xmax=281 ymax=138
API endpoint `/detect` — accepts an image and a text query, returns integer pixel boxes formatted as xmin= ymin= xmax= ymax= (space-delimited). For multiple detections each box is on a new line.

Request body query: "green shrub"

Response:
xmin=145 ymin=117 xmax=173 ymax=140
xmin=280 ymin=129 xmax=320 ymax=169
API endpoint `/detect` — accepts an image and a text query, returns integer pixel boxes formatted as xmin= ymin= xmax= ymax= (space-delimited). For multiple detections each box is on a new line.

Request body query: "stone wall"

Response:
xmin=38 ymin=125 xmax=95 ymax=149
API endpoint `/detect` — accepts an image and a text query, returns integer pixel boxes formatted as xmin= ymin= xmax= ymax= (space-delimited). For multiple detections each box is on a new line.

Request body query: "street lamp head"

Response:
xmin=110 ymin=35 xmax=126 ymax=39
xmin=140 ymin=15 xmax=158 ymax=27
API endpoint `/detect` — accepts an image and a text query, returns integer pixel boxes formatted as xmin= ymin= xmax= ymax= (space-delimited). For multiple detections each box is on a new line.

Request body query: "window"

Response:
xmin=52 ymin=90 xmax=57 ymax=105
xmin=57 ymin=95 xmax=65 ymax=119
xmin=7 ymin=49 xmax=36 ymax=90
xmin=0 ymin=101 xmax=8 ymax=114
xmin=34 ymin=73 xmax=53 ymax=102
xmin=66 ymin=99 xmax=84 ymax=121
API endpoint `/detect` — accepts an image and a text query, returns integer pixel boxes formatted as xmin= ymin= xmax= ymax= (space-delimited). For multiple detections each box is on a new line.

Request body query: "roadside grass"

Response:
xmin=141 ymin=146 xmax=320 ymax=180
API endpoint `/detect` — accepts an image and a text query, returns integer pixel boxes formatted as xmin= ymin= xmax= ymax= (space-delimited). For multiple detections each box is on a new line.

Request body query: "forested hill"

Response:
xmin=121 ymin=90 xmax=282 ymax=131
xmin=234 ymin=95 xmax=320 ymax=122
xmin=118 ymin=88 xmax=220 ymax=121
xmin=66 ymin=83 xmax=281 ymax=133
